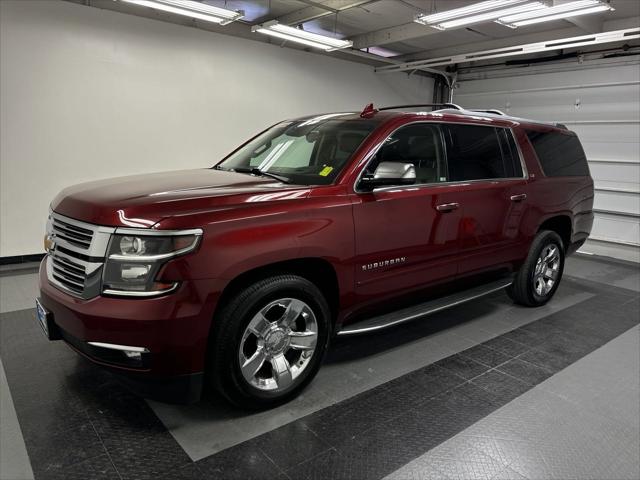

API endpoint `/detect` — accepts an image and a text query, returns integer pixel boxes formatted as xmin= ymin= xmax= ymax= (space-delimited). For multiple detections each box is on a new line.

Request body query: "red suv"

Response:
xmin=37 ymin=103 xmax=593 ymax=408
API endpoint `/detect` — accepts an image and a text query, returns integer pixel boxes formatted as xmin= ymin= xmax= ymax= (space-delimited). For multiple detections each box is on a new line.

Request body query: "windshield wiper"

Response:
xmin=230 ymin=167 xmax=291 ymax=184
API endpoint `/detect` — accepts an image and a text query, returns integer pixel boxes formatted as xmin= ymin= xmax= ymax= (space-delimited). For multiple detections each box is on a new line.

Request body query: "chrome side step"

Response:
xmin=337 ymin=277 xmax=513 ymax=336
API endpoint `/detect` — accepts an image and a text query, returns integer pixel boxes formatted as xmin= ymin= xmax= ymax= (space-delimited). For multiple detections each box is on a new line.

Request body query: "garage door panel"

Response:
xmin=590 ymin=212 xmax=639 ymax=245
xmin=589 ymin=162 xmax=640 ymax=184
xmin=594 ymin=190 xmax=640 ymax=215
xmin=458 ymin=64 xmax=639 ymax=93
xmin=582 ymin=141 xmax=640 ymax=161
xmin=462 ymin=84 xmax=639 ymax=102
xmin=464 ymin=101 xmax=639 ymax=123
xmin=504 ymin=101 xmax=638 ymax=118
xmin=571 ymin=124 xmax=640 ymax=143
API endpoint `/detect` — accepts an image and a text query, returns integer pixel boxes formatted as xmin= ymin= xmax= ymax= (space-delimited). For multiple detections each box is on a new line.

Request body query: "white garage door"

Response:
xmin=455 ymin=60 xmax=640 ymax=262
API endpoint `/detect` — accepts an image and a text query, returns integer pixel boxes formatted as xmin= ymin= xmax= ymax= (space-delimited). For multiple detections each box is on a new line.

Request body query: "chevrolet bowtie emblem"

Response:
xmin=44 ymin=234 xmax=56 ymax=252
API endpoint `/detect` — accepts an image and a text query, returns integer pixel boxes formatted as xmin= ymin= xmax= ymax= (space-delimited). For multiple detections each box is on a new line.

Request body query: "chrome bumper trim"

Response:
xmin=102 ymin=283 xmax=179 ymax=297
xmin=87 ymin=341 xmax=150 ymax=353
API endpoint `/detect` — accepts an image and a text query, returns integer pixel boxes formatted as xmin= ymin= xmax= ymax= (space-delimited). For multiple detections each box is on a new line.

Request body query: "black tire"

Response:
xmin=507 ymin=230 xmax=565 ymax=307
xmin=208 ymin=275 xmax=331 ymax=410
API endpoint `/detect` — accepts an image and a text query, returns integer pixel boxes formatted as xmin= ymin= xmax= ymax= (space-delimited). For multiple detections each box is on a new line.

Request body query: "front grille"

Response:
xmin=46 ymin=212 xmax=115 ymax=299
xmin=52 ymin=217 xmax=94 ymax=250
xmin=51 ymin=254 xmax=87 ymax=294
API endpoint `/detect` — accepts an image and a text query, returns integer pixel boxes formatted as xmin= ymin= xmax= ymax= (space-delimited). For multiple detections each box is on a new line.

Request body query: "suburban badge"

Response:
xmin=362 ymin=257 xmax=406 ymax=271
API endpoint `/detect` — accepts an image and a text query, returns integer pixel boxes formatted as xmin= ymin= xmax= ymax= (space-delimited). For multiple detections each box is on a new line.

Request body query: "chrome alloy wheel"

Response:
xmin=238 ymin=298 xmax=318 ymax=392
xmin=533 ymin=244 xmax=560 ymax=296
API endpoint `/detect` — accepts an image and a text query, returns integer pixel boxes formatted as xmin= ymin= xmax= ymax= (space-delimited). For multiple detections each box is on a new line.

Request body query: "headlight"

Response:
xmin=102 ymin=230 xmax=202 ymax=297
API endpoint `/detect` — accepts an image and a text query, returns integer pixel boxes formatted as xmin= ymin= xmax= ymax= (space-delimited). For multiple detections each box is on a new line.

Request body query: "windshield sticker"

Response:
xmin=319 ymin=166 xmax=334 ymax=177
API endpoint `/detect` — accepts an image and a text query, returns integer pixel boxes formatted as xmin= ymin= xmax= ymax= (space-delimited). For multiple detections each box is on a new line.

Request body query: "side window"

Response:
xmin=525 ymin=129 xmax=590 ymax=177
xmin=364 ymin=124 xmax=447 ymax=184
xmin=445 ymin=124 xmax=507 ymax=181
xmin=497 ymin=128 xmax=524 ymax=178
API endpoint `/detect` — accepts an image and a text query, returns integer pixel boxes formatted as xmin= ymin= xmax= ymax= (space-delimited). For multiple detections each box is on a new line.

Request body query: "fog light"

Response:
xmin=121 ymin=264 xmax=150 ymax=281
xmin=123 ymin=350 xmax=142 ymax=361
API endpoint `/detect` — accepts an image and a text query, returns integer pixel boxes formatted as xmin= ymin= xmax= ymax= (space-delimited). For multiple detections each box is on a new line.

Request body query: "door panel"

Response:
xmin=352 ymin=186 xmax=461 ymax=303
xmin=453 ymin=180 xmax=529 ymax=276
xmin=352 ymin=122 xmax=461 ymax=305
xmin=442 ymin=123 xmax=530 ymax=276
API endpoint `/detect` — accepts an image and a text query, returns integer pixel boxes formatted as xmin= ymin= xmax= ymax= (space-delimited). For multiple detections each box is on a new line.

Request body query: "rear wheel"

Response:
xmin=209 ymin=275 xmax=330 ymax=409
xmin=507 ymin=230 xmax=565 ymax=307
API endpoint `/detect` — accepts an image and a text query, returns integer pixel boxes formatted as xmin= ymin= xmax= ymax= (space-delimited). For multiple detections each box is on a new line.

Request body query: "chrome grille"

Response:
xmin=52 ymin=217 xmax=94 ymax=250
xmin=51 ymin=254 xmax=87 ymax=294
xmin=46 ymin=212 xmax=116 ymax=299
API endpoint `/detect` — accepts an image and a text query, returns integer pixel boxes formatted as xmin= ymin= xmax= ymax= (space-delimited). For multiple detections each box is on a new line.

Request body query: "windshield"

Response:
xmin=216 ymin=115 xmax=377 ymax=185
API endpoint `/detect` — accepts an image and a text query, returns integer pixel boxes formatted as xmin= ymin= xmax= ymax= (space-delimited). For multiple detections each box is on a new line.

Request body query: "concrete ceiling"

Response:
xmin=72 ymin=0 xmax=640 ymax=69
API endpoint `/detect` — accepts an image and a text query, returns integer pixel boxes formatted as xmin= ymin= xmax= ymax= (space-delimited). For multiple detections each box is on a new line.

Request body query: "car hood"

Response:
xmin=51 ymin=168 xmax=310 ymax=227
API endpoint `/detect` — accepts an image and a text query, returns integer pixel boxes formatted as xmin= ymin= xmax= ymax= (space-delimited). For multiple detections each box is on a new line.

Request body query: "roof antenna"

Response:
xmin=360 ymin=103 xmax=377 ymax=118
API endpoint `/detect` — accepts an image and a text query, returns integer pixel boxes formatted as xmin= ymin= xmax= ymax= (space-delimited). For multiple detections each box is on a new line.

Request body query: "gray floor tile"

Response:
xmin=496 ymin=358 xmax=554 ymax=385
xmin=384 ymin=326 xmax=640 ymax=480
xmin=565 ymin=255 xmax=640 ymax=293
xmin=491 ymin=465 xmax=527 ymax=480
xmin=0 ymin=358 xmax=34 ymax=480
xmin=0 ymin=273 xmax=38 ymax=313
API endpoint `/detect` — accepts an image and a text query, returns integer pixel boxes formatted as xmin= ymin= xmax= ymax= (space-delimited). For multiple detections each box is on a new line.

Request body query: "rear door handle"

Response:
xmin=510 ymin=194 xmax=527 ymax=202
xmin=436 ymin=202 xmax=459 ymax=212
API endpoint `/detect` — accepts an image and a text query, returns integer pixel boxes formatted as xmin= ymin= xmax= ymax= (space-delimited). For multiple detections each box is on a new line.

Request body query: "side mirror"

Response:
xmin=360 ymin=162 xmax=417 ymax=191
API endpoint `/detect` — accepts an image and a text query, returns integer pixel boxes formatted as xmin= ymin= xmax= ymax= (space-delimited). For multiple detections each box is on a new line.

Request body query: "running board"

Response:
xmin=337 ymin=277 xmax=513 ymax=336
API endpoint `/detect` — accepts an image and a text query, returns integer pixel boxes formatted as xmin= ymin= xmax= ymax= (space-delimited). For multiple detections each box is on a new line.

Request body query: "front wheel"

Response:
xmin=209 ymin=275 xmax=330 ymax=410
xmin=507 ymin=230 xmax=565 ymax=307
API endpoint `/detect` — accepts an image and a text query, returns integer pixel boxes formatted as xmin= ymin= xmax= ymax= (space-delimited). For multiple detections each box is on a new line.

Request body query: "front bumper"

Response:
xmin=38 ymin=257 xmax=224 ymax=403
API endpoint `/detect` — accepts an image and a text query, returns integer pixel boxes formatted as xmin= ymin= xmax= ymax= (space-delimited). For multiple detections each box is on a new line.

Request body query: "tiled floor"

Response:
xmin=0 ymin=270 xmax=39 ymax=314
xmin=1 ymin=357 xmax=34 ymax=480
xmin=150 ymin=286 xmax=594 ymax=461
xmin=385 ymin=326 xmax=640 ymax=480
xmin=0 ymin=255 xmax=638 ymax=479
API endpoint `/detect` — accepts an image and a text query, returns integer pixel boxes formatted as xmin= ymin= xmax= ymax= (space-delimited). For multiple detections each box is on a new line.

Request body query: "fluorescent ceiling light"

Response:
xmin=498 ymin=0 xmax=614 ymax=27
xmin=507 ymin=5 xmax=613 ymax=27
xmin=252 ymin=21 xmax=353 ymax=51
xmin=120 ymin=0 xmax=244 ymax=25
xmin=414 ymin=0 xmax=545 ymax=30
xmin=436 ymin=2 xmax=547 ymax=29
xmin=416 ymin=0 xmax=528 ymax=24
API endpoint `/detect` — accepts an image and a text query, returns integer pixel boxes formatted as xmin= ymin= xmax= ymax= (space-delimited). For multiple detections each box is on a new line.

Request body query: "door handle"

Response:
xmin=510 ymin=194 xmax=527 ymax=202
xmin=436 ymin=202 xmax=459 ymax=212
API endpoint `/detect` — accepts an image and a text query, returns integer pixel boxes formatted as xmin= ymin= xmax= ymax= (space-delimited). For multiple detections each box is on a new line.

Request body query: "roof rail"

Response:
xmin=471 ymin=109 xmax=506 ymax=115
xmin=378 ymin=103 xmax=463 ymax=111
xmin=359 ymin=102 xmax=463 ymax=118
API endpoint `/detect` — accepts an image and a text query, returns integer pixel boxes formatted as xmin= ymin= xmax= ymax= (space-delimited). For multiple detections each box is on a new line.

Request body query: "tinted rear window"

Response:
xmin=525 ymin=130 xmax=589 ymax=177
xmin=445 ymin=124 xmax=518 ymax=181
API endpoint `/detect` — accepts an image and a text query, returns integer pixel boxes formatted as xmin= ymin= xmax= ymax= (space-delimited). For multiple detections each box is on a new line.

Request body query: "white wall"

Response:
xmin=455 ymin=61 xmax=640 ymax=262
xmin=0 ymin=1 xmax=433 ymax=258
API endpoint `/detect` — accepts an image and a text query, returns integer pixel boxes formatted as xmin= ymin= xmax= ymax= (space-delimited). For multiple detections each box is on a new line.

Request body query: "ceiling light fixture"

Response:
xmin=414 ymin=0 xmax=546 ymax=30
xmin=252 ymin=21 xmax=353 ymax=51
xmin=119 ymin=0 xmax=244 ymax=25
xmin=497 ymin=0 xmax=614 ymax=28
xmin=437 ymin=2 xmax=548 ymax=29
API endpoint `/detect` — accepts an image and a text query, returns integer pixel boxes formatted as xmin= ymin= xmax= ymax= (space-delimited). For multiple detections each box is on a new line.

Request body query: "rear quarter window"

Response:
xmin=525 ymin=129 xmax=590 ymax=177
